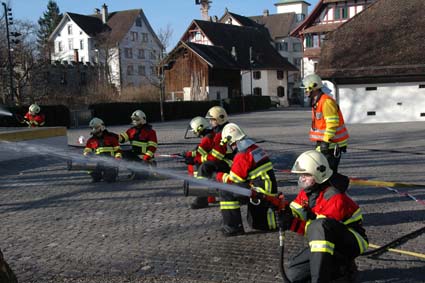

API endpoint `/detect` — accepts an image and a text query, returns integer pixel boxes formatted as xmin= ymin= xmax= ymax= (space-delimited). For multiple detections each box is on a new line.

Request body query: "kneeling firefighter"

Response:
xmin=119 ymin=110 xmax=158 ymax=179
xmin=214 ymin=123 xmax=278 ymax=236
xmin=183 ymin=116 xmax=217 ymax=205
xmin=83 ymin=117 xmax=122 ymax=182
xmin=277 ymin=150 xmax=368 ymax=283
xmin=191 ymin=106 xmax=234 ymax=209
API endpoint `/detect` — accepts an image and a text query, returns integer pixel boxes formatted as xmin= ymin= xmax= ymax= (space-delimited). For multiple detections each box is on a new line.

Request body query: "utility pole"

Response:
xmin=2 ymin=2 xmax=15 ymax=104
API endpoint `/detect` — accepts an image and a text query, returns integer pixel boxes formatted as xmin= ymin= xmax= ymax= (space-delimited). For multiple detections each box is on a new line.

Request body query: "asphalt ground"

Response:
xmin=0 ymin=108 xmax=424 ymax=283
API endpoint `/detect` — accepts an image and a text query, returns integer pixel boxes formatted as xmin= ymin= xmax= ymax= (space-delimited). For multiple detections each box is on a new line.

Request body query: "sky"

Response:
xmin=6 ymin=0 xmax=319 ymax=50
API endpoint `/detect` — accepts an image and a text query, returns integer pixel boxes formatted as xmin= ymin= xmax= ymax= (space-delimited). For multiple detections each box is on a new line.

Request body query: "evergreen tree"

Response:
xmin=37 ymin=0 xmax=62 ymax=59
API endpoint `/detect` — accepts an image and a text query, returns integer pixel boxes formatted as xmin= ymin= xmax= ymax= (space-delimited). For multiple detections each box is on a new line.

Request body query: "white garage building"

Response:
xmin=317 ymin=0 xmax=425 ymax=124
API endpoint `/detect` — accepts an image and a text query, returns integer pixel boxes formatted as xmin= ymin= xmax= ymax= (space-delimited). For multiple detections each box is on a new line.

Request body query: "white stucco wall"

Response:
xmin=276 ymin=3 xmax=308 ymax=15
xmin=241 ymin=70 xmax=289 ymax=106
xmin=51 ymin=18 xmax=91 ymax=63
xmin=339 ymin=82 xmax=425 ymax=123
xmin=119 ymin=15 xmax=162 ymax=88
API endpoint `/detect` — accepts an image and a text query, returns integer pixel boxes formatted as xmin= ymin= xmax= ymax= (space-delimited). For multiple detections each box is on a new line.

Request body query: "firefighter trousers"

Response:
xmin=220 ymin=188 xmax=277 ymax=232
xmin=286 ymin=218 xmax=363 ymax=283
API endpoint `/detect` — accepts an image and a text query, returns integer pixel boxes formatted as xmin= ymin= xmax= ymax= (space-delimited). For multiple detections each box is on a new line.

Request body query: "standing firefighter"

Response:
xmin=302 ymin=74 xmax=349 ymax=172
xmin=83 ymin=118 xmax=122 ymax=182
xmin=215 ymin=123 xmax=278 ymax=236
xmin=183 ymin=116 xmax=217 ymax=204
xmin=119 ymin=110 xmax=158 ymax=179
xmin=277 ymin=150 xmax=368 ymax=282
xmin=22 ymin=104 xmax=45 ymax=127
xmin=191 ymin=106 xmax=233 ymax=209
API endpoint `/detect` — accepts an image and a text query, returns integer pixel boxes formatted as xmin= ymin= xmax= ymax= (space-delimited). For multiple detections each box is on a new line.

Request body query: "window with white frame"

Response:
xmin=127 ymin=65 xmax=134 ymax=76
xmin=253 ymin=87 xmax=262 ymax=96
xmin=80 ymin=40 xmax=84 ymax=50
xmin=131 ymin=31 xmax=138 ymax=41
xmin=293 ymin=42 xmax=302 ymax=52
xmin=253 ymin=71 xmax=261 ymax=80
xmin=276 ymin=42 xmax=288 ymax=52
xmin=57 ymin=41 xmax=63 ymax=52
xmin=138 ymin=49 xmax=145 ymax=59
xmin=67 ymin=25 xmax=72 ymax=35
xmin=142 ymin=33 xmax=148 ymax=42
xmin=135 ymin=17 xmax=142 ymax=27
xmin=277 ymin=70 xmax=284 ymax=80
xmin=68 ymin=39 xmax=73 ymax=50
xmin=334 ymin=6 xmax=348 ymax=20
xmin=138 ymin=65 xmax=146 ymax=76
xmin=124 ymin=48 xmax=133 ymax=59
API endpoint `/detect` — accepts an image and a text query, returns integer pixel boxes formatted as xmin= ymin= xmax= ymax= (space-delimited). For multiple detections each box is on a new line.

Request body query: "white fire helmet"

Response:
xmin=291 ymin=150 xmax=333 ymax=184
xmin=221 ymin=123 xmax=247 ymax=145
xmin=131 ymin=110 xmax=146 ymax=126
xmin=190 ymin=116 xmax=210 ymax=136
xmin=89 ymin=117 xmax=105 ymax=135
xmin=205 ymin=106 xmax=228 ymax=125
xmin=301 ymin=73 xmax=324 ymax=93
xmin=29 ymin=104 xmax=40 ymax=115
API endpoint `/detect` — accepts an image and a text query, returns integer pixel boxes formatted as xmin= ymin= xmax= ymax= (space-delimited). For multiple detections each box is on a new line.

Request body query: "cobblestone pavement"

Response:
xmin=1 ymin=109 xmax=424 ymax=283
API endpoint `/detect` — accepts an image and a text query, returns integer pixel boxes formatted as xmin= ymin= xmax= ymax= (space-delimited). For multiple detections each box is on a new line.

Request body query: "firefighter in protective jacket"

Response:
xmin=183 ymin=116 xmax=215 ymax=169
xmin=191 ymin=106 xmax=233 ymax=209
xmin=183 ymin=116 xmax=217 ymax=204
xmin=22 ymin=104 xmax=45 ymax=127
xmin=119 ymin=110 xmax=157 ymax=178
xmin=302 ymin=74 xmax=349 ymax=172
xmin=215 ymin=123 xmax=278 ymax=236
xmin=83 ymin=117 xmax=122 ymax=182
xmin=277 ymin=150 xmax=368 ymax=283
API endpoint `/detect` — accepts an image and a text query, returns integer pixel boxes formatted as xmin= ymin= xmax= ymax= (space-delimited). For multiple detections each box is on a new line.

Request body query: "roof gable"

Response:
xmin=249 ymin=13 xmax=297 ymax=39
xmin=317 ymin=0 xmax=425 ymax=81
xmin=180 ymin=20 xmax=297 ymax=71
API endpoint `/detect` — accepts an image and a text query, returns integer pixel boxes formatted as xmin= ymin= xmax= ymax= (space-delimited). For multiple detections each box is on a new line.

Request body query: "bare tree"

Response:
xmin=93 ymin=30 xmax=120 ymax=93
xmin=157 ymin=23 xmax=173 ymax=52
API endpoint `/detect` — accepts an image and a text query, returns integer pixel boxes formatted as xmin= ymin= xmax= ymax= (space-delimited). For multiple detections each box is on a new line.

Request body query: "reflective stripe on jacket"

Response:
xmin=289 ymin=185 xmax=368 ymax=252
xmin=119 ymin=124 xmax=157 ymax=158
xmin=310 ymin=93 xmax=349 ymax=147
xmin=84 ymin=130 xmax=122 ymax=158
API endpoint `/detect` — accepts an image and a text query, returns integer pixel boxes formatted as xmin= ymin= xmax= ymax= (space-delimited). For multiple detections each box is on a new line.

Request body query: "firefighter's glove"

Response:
xmin=319 ymin=142 xmax=330 ymax=155
xmin=276 ymin=208 xmax=293 ymax=231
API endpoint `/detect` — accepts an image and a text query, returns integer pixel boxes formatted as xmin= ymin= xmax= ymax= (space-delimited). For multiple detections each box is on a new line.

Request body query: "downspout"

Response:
xmin=117 ymin=43 xmax=122 ymax=93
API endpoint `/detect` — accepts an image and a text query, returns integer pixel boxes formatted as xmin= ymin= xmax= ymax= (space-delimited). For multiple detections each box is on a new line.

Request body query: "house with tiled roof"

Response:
xmin=163 ymin=20 xmax=297 ymax=102
xmin=219 ymin=0 xmax=308 ymax=104
xmin=49 ymin=4 xmax=163 ymax=91
xmin=317 ymin=0 xmax=425 ymax=123
xmin=290 ymin=0 xmax=375 ymax=78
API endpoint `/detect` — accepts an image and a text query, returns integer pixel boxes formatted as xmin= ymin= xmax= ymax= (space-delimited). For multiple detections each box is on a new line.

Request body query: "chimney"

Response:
xmin=94 ymin=8 xmax=100 ymax=15
xmin=101 ymin=3 xmax=108 ymax=24
xmin=263 ymin=9 xmax=269 ymax=17
xmin=213 ymin=15 xmax=218 ymax=22
xmin=200 ymin=0 xmax=210 ymax=21
xmin=74 ymin=49 xmax=79 ymax=62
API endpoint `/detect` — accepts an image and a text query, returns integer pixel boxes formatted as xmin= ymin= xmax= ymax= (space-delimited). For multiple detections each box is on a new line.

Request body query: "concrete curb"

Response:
xmin=0 ymin=127 xmax=67 ymax=141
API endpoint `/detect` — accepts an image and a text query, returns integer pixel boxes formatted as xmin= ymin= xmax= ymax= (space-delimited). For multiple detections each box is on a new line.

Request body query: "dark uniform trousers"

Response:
xmin=286 ymin=218 xmax=361 ymax=283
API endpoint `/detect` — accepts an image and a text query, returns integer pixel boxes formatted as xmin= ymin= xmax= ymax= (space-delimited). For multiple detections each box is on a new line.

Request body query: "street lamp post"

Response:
xmin=2 ymin=2 xmax=15 ymax=104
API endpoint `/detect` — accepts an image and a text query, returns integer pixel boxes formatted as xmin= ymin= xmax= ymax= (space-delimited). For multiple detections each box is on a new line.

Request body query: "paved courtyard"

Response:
xmin=1 ymin=108 xmax=424 ymax=282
